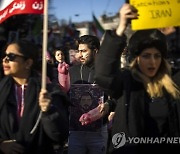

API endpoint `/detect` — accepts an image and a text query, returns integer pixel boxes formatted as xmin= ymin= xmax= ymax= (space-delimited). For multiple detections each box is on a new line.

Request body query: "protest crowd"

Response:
xmin=0 ymin=1 xmax=180 ymax=154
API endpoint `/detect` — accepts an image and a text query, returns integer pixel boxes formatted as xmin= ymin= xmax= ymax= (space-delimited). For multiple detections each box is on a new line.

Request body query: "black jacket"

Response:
xmin=0 ymin=74 xmax=69 ymax=154
xmin=95 ymin=31 xmax=180 ymax=153
xmin=69 ymin=64 xmax=95 ymax=84
xmin=173 ymin=70 xmax=180 ymax=88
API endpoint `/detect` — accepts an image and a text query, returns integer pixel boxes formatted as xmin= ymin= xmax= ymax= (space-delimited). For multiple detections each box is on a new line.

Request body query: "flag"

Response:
xmin=0 ymin=0 xmax=44 ymax=24
xmin=92 ymin=13 xmax=105 ymax=38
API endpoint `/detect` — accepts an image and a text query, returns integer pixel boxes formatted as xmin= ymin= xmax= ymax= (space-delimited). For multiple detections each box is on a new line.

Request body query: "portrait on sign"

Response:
xmin=69 ymin=84 xmax=104 ymax=131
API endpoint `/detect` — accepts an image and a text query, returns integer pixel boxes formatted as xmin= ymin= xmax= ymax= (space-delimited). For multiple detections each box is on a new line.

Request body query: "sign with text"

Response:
xmin=130 ymin=0 xmax=180 ymax=30
xmin=0 ymin=0 xmax=44 ymax=24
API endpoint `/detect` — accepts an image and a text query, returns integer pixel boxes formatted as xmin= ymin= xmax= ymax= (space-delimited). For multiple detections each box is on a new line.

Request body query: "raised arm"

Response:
xmin=95 ymin=3 xmax=138 ymax=97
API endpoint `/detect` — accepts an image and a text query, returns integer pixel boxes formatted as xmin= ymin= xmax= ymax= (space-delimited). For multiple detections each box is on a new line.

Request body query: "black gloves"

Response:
xmin=0 ymin=141 xmax=25 ymax=154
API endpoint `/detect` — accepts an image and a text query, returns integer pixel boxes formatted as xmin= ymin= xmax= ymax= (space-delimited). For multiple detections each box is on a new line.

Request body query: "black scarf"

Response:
xmin=0 ymin=75 xmax=41 ymax=144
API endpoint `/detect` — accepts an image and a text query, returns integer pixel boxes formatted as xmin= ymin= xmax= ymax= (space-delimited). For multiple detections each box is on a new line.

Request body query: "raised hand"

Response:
xmin=116 ymin=3 xmax=139 ymax=36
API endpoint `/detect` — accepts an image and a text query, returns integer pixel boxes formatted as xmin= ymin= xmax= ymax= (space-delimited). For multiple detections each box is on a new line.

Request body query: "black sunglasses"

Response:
xmin=3 ymin=53 xmax=26 ymax=62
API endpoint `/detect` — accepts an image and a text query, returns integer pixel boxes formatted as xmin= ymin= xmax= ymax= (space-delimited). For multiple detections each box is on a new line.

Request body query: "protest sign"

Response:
xmin=69 ymin=84 xmax=104 ymax=131
xmin=0 ymin=0 xmax=44 ymax=23
xmin=130 ymin=0 xmax=180 ymax=30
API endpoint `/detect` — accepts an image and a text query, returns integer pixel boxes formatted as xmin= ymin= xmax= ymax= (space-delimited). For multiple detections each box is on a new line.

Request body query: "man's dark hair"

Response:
xmin=78 ymin=35 xmax=100 ymax=51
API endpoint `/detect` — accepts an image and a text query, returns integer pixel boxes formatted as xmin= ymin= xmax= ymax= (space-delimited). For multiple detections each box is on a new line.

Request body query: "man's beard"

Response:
xmin=81 ymin=56 xmax=94 ymax=66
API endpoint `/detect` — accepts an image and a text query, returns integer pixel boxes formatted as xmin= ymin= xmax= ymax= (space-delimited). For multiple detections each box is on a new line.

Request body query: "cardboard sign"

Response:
xmin=130 ymin=0 xmax=180 ymax=30
xmin=69 ymin=84 xmax=104 ymax=131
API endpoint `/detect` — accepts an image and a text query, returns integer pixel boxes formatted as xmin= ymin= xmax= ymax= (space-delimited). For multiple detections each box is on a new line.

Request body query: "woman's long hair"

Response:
xmin=130 ymin=58 xmax=180 ymax=99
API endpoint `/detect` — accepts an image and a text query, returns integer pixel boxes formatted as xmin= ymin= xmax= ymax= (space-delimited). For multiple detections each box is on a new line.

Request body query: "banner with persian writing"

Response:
xmin=0 ymin=0 xmax=44 ymax=23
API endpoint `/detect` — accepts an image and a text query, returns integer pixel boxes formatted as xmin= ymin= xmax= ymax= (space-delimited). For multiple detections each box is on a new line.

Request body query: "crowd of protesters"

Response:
xmin=0 ymin=2 xmax=180 ymax=154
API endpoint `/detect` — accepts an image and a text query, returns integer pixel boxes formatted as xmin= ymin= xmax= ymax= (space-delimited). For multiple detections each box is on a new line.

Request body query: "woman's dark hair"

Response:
xmin=53 ymin=47 xmax=68 ymax=65
xmin=53 ymin=47 xmax=65 ymax=56
xmin=8 ymin=40 xmax=40 ymax=70
xmin=128 ymin=29 xmax=168 ymax=59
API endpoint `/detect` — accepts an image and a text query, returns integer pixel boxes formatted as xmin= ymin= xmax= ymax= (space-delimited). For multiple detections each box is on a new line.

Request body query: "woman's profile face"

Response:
xmin=2 ymin=43 xmax=29 ymax=77
xmin=137 ymin=47 xmax=162 ymax=78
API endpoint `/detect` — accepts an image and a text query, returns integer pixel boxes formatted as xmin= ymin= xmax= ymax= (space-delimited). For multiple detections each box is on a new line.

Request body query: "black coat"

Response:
xmin=173 ymin=70 xmax=180 ymax=88
xmin=0 ymin=75 xmax=69 ymax=154
xmin=69 ymin=64 xmax=95 ymax=84
xmin=95 ymin=31 xmax=180 ymax=153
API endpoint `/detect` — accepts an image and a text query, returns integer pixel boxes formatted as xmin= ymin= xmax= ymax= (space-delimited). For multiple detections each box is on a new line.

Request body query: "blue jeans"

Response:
xmin=68 ymin=125 xmax=108 ymax=154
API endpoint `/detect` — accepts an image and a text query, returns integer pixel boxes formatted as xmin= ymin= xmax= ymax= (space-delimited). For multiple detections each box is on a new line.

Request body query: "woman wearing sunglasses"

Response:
xmin=0 ymin=40 xmax=69 ymax=154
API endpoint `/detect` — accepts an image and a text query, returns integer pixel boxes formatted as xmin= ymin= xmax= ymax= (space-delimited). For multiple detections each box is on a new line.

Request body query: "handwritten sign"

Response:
xmin=0 ymin=0 xmax=44 ymax=24
xmin=130 ymin=0 xmax=180 ymax=30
